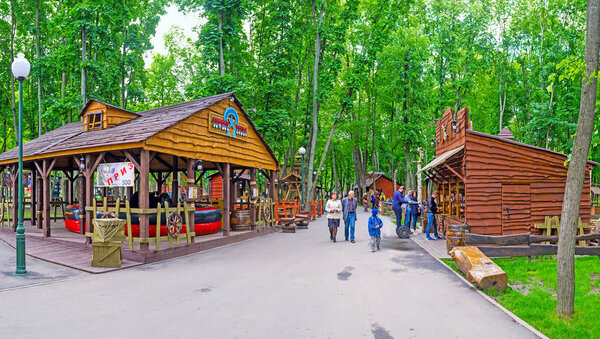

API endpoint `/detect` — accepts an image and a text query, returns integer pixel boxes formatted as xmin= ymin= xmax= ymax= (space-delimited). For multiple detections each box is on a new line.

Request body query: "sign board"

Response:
xmin=208 ymin=107 xmax=248 ymax=140
xmin=96 ymin=162 xmax=135 ymax=187
xmin=185 ymin=184 xmax=200 ymax=202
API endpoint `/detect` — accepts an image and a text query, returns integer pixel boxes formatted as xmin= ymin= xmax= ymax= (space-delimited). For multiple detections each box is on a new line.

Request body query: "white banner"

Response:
xmin=96 ymin=162 xmax=135 ymax=187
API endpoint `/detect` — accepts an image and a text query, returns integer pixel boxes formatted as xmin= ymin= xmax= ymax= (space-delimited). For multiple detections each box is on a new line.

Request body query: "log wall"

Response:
xmin=435 ymin=107 xmax=468 ymax=156
xmin=464 ymin=131 xmax=593 ymax=235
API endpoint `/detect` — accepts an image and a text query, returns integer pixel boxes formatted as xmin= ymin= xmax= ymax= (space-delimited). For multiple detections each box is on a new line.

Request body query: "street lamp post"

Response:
xmin=298 ymin=147 xmax=306 ymax=209
xmin=12 ymin=53 xmax=30 ymax=276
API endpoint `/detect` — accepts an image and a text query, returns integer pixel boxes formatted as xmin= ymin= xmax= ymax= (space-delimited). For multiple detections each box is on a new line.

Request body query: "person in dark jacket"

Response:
xmin=341 ymin=191 xmax=358 ymax=243
xmin=426 ymin=192 xmax=443 ymax=240
xmin=391 ymin=186 xmax=407 ymax=231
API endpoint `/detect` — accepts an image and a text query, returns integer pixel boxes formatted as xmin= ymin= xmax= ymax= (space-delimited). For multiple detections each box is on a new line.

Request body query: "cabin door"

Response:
xmin=501 ymin=184 xmax=531 ymax=235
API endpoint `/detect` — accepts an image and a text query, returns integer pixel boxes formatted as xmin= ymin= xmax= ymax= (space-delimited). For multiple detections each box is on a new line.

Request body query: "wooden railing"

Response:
xmin=86 ymin=197 xmax=196 ymax=251
xmin=465 ymin=232 xmax=600 ymax=257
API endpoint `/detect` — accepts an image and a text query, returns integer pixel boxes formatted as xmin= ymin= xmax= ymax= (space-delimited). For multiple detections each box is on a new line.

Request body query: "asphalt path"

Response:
xmin=0 ymin=209 xmax=538 ymax=338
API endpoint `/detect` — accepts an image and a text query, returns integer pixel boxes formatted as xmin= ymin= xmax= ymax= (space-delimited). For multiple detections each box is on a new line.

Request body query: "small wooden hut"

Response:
xmin=419 ymin=107 xmax=597 ymax=236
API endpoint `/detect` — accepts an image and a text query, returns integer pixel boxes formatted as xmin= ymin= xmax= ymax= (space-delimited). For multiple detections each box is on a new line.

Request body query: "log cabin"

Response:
xmin=419 ymin=107 xmax=597 ymax=236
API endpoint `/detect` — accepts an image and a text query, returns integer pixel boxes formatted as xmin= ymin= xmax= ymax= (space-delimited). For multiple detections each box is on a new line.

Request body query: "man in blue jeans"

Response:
xmin=341 ymin=191 xmax=358 ymax=243
xmin=426 ymin=192 xmax=443 ymax=240
xmin=392 ymin=186 xmax=407 ymax=231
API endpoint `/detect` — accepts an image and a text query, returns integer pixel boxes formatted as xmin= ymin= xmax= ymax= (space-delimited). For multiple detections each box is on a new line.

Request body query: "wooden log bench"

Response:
xmin=301 ymin=210 xmax=312 ymax=221
xmin=280 ymin=217 xmax=296 ymax=233
xmin=449 ymin=246 xmax=507 ymax=292
xmin=295 ymin=214 xmax=309 ymax=229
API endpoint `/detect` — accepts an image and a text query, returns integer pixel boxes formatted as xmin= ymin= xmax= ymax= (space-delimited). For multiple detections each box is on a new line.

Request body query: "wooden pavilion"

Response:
xmin=0 ymin=92 xmax=279 ymax=261
xmin=419 ymin=107 xmax=597 ymax=236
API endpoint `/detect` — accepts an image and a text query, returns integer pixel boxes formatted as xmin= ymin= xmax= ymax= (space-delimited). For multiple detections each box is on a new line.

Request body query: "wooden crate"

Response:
xmin=91 ymin=242 xmax=122 ymax=268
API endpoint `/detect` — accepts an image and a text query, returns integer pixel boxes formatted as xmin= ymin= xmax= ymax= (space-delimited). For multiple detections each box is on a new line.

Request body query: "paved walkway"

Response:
xmin=0 ymin=239 xmax=85 ymax=291
xmin=0 ymin=208 xmax=538 ymax=338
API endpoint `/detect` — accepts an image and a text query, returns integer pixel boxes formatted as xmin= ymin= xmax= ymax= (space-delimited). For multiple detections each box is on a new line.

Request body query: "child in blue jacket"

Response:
xmin=368 ymin=208 xmax=383 ymax=252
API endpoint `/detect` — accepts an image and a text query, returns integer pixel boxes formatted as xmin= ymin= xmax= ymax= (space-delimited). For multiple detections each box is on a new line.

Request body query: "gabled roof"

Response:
xmin=281 ymin=172 xmax=302 ymax=182
xmin=0 ymin=93 xmax=279 ymax=169
xmin=78 ymin=99 xmax=140 ymax=118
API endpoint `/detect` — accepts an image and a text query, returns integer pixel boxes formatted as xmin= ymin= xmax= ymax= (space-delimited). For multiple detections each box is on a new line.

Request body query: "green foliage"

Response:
xmin=0 ymin=0 xmax=598 ymax=188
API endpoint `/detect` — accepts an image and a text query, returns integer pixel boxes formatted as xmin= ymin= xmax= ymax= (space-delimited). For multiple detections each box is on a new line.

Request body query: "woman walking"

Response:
xmin=325 ymin=192 xmax=342 ymax=242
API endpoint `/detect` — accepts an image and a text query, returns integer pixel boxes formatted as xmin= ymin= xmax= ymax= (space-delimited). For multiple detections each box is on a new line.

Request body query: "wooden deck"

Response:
xmin=0 ymin=220 xmax=278 ymax=272
xmin=410 ymin=231 xmax=450 ymax=259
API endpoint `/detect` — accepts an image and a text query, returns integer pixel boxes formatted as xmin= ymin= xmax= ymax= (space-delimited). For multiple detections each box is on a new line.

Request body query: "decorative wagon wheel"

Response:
xmin=263 ymin=204 xmax=272 ymax=224
xmin=167 ymin=211 xmax=183 ymax=237
xmin=101 ymin=211 xmax=116 ymax=219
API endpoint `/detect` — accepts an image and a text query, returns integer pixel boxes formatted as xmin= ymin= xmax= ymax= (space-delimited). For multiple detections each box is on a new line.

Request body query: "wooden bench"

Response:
xmin=280 ymin=217 xmax=296 ymax=233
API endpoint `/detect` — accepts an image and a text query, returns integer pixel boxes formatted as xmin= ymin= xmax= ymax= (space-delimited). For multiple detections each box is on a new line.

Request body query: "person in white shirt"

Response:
xmin=325 ymin=192 xmax=343 ymax=243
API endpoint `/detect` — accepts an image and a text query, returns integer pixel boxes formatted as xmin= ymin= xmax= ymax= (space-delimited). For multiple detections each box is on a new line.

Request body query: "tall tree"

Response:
xmin=556 ymin=0 xmax=600 ymax=318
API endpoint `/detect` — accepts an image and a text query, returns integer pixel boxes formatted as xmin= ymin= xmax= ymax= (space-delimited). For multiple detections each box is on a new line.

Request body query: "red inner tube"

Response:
xmin=64 ymin=206 xmax=222 ymax=237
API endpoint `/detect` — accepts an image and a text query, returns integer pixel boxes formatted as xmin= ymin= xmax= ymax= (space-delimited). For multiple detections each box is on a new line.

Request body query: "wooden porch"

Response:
xmin=0 ymin=219 xmax=276 ymax=272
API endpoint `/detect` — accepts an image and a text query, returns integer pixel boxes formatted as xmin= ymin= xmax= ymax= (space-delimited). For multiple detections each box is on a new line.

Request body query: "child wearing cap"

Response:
xmin=368 ymin=208 xmax=383 ymax=252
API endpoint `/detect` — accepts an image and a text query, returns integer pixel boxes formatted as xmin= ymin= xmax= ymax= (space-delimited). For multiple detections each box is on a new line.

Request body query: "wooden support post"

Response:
xmin=42 ymin=159 xmax=55 ymax=237
xmin=139 ymin=150 xmax=150 ymax=251
xmin=455 ymin=181 xmax=459 ymax=218
xmin=35 ymin=165 xmax=42 ymax=229
xmin=249 ymin=168 xmax=256 ymax=230
xmin=31 ymin=170 xmax=36 ymax=226
xmin=78 ymin=171 xmax=85 ymax=234
xmin=172 ymin=156 xmax=178 ymax=203
xmin=269 ymin=170 xmax=275 ymax=203
xmin=222 ymin=163 xmax=231 ymax=236
xmin=186 ymin=158 xmax=195 ymax=243
xmin=67 ymin=171 xmax=73 ymax=205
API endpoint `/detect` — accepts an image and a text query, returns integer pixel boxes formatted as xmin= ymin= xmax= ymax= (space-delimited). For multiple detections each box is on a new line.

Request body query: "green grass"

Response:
xmin=441 ymin=256 xmax=600 ymax=338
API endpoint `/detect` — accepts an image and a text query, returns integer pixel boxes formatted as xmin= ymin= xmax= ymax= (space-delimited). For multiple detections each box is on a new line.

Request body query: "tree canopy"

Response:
xmin=1 ymin=0 xmax=598 ymax=198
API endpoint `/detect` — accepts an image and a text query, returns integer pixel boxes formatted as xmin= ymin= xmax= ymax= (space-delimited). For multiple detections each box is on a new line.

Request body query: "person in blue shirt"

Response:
xmin=391 ymin=186 xmax=407 ymax=231
xmin=368 ymin=208 xmax=383 ymax=252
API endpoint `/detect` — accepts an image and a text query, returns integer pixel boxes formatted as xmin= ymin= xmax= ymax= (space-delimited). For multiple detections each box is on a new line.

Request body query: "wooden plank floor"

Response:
xmin=0 ymin=228 xmax=141 ymax=273
xmin=410 ymin=231 xmax=450 ymax=259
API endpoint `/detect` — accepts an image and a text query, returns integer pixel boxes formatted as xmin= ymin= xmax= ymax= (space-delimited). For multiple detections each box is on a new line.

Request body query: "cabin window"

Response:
xmin=87 ymin=111 xmax=103 ymax=131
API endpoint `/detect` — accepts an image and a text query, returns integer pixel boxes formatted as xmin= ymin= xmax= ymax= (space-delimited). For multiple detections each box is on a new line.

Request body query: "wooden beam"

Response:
xmin=232 ymin=168 xmax=247 ymax=183
xmin=87 ymin=152 xmax=104 ymax=176
xmin=42 ymin=159 xmax=51 ymax=237
xmin=139 ymin=150 xmax=150 ymax=251
xmin=172 ymin=155 xmax=179 ymax=203
xmin=222 ymin=162 xmax=231 ymax=236
xmin=30 ymin=170 xmax=36 ymax=226
xmin=444 ymin=163 xmax=465 ymax=182
xmin=152 ymin=153 xmax=171 ymax=170
xmin=466 ymin=233 xmax=530 ymax=246
xmin=123 ymin=150 xmax=141 ymax=172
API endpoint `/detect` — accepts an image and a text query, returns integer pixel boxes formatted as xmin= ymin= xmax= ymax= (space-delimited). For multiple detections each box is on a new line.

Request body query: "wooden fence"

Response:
xmin=465 ymin=232 xmax=600 ymax=257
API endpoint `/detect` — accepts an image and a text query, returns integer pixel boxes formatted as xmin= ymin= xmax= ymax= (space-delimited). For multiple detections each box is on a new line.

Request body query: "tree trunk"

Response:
xmin=81 ymin=24 xmax=87 ymax=107
xmin=218 ymin=9 xmax=225 ymax=77
xmin=36 ymin=0 xmax=42 ymax=136
xmin=556 ymin=0 xmax=600 ymax=317
xmin=305 ymin=0 xmax=323 ymax=206
xmin=122 ymin=28 xmax=128 ymax=109
xmin=332 ymin=147 xmax=339 ymax=193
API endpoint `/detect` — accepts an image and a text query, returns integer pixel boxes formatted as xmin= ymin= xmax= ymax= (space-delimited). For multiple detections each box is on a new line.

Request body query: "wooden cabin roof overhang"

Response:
xmin=0 ymin=93 xmax=279 ymax=171
xmin=418 ymin=145 xmax=465 ymax=183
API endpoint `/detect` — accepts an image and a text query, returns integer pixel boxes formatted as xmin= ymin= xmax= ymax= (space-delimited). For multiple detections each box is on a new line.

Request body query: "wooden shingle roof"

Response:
xmin=0 ymin=92 xmax=279 ymax=169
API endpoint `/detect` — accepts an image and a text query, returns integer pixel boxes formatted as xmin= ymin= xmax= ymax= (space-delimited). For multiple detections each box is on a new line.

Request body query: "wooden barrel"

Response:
xmin=231 ymin=209 xmax=252 ymax=231
xmin=446 ymin=223 xmax=470 ymax=253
